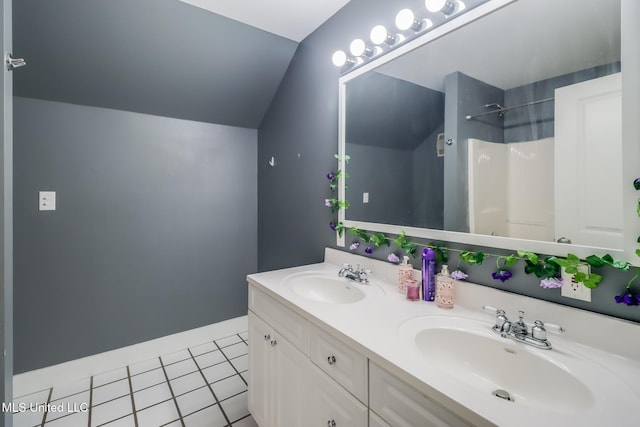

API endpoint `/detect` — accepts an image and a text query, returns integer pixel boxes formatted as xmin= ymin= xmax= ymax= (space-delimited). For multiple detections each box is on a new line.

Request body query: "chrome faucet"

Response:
xmin=338 ymin=264 xmax=370 ymax=284
xmin=483 ymin=306 xmax=564 ymax=350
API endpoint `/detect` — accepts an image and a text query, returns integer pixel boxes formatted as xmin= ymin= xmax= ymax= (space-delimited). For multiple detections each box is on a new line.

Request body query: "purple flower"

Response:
xmin=325 ymin=199 xmax=331 ymax=207
xmin=365 ymin=246 xmax=373 ymax=254
xmin=615 ymin=292 xmax=640 ymax=306
xmin=634 ymin=177 xmax=640 ymax=191
xmin=492 ymin=270 xmax=512 ymax=283
xmin=349 ymin=242 xmax=360 ymax=251
xmin=329 ymin=222 xmax=336 ymax=231
xmin=540 ymin=277 xmax=563 ymax=289
xmin=327 ymin=172 xmax=335 ymax=180
xmin=387 ymin=253 xmax=400 ymax=264
xmin=451 ymin=269 xmax=468 ymax=280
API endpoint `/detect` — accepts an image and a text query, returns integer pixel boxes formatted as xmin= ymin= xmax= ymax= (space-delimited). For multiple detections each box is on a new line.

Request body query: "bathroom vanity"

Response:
xmin=247 ymin=249 xmax=640 ymax=427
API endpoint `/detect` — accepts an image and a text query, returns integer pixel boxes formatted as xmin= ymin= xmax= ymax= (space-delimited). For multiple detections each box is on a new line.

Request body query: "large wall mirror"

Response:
xmin=338 ymin=0 xmax=640 ymax=263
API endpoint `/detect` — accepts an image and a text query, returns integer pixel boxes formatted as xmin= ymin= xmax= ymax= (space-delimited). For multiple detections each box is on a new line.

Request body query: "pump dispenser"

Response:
xmin=398 ymin=256 xmax=414 ymax=294
xmin=435 ymin=264 xmax=455 ymax=308
xmin=422 ymin=248 xmax=436 ymax=301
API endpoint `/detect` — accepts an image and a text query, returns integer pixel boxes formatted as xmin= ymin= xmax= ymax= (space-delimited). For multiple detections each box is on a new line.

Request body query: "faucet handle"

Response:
xmin=531 ymin=320 xmax=547 ymax=341
xmin=543 ymin=322 xmax=565 ymax=335
xmin=483 ymin=306 xmax=509 ymax=331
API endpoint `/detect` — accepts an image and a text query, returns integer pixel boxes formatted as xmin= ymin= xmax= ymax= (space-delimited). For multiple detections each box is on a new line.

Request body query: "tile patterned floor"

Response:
xmin=13 ymin=332 xmax=257 ymax=427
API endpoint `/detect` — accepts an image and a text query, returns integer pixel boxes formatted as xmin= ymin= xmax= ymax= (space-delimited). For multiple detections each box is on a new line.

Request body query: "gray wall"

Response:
xmin=412 ymin=127 xmax=444 ymax=230
xmin=13 ymin=0 xmax=297 ymax=128
xmin=257 ymin=1 xmax=640 ymax=324
xmin=346 ymin=144 xmax=413 ymax=226
xmin=257 ymin=0 xmax=406 ymax=272
xmin=443 ymin=72 xmax=503 ymax=232
xmin=14 ymin=98 xmax=257 ymax=373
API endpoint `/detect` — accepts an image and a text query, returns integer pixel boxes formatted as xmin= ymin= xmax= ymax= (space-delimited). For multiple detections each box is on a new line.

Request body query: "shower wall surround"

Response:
xmin=13 ymin=98 xmax=257 ymax=372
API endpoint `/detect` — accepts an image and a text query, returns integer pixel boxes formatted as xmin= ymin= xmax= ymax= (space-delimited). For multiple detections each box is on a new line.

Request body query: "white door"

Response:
xmin=554 ymin=73 xmax=623 ymax=249
xmin=2 ymin=0 xmax=14 ymax=424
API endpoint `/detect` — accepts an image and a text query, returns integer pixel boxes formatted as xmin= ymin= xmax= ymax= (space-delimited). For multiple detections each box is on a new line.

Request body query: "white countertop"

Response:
xmin=247 ymin=248 xmax=640 ymax=427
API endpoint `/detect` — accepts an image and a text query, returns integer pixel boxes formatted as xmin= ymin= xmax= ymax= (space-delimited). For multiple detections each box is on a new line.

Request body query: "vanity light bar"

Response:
xmin=332 ymin=0 xmax=487 ymax=72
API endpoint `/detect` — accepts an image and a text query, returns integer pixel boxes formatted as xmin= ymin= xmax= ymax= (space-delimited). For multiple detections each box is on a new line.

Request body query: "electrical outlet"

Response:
xmin=561 ymin=264 xmax=591 ymax=302
xmin=39 ymin=191 xmax=56 ymax=211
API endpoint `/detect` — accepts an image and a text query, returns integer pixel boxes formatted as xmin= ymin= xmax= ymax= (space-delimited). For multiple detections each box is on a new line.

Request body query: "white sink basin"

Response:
xmin=399 ymin=316 xmax=603 ymax=413
xmin=284 ymin=271 xmax=383 ymax=304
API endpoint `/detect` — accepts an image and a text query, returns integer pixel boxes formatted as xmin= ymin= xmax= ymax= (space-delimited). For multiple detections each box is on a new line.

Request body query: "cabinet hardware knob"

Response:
xmin=264 ymin=334 xmax=270 ymax=341
xmin=327 ymin=420 xmax=336 ymax=427
xmin=327 ymin=355 xmax=336 ymax=365
xmin=270 ymin=339 xmax=277 ymax=347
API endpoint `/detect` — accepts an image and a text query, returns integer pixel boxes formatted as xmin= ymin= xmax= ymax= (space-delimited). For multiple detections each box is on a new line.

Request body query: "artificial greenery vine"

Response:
xmin=327 ymin=154 xmax=640 ymax=306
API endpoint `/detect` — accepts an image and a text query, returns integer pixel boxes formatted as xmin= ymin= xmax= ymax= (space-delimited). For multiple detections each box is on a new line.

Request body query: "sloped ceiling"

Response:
xmin=12 ymin=0 xmax=317 ymax=128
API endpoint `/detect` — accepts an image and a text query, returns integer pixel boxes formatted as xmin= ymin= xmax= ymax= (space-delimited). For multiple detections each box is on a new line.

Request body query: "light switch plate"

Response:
xmin=363 ymin=192 xmax=369 ymax=203
xmin=561 ymin=265 xmax=591 ymax=302
xmin=39 ymin=191 xmax=56 ymax=211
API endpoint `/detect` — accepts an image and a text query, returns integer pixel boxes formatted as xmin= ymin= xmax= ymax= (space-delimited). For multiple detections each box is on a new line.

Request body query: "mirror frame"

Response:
xmin=337 ymin=0 xmax=640 ymax=265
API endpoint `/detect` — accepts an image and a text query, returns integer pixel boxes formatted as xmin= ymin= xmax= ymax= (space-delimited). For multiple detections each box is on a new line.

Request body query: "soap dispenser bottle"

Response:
xmin=422 ymin=248 xmax=435 ymax=301
xmin=398 ymin=256 xmax=414 ymax=294
xmin=435 ymin=264 xmax=455 ymax=308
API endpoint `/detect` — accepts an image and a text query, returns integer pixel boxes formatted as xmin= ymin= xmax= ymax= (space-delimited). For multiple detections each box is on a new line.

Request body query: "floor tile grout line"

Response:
xmin=39 ymin=387 xmax=52 ymax=427
xmin=236 ymin=332 xmax=248 ymax=345
xmin=158 ymin=356 xmax=186 ymax=427
xmin=188 ymin=347 xmax=232 ymax=427
xmin=125 ymin=366 xmax=139 ymax=427
xmin=214 ymin=340 xmax=247 ymax=386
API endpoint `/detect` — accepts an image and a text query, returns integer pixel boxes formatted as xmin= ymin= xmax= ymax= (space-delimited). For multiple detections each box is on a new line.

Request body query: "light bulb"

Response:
xmin=332 ymin=50 xmax=347 ymax=67
xmin=395 ymin=9 xmax=416 ymax=31
xmin=370 ymin=25 xmax=396 ymax=46
xmin=425 ymin=0 xmax=458 ymax=15
xmin=350 ymin=39 xmax=366 ymax=57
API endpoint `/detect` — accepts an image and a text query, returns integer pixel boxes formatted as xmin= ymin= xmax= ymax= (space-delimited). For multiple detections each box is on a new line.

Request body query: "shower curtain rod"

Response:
xmin=465 ymin=97 xmax=554 ymax=120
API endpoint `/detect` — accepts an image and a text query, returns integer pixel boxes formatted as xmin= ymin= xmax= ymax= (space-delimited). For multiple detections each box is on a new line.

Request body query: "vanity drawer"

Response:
xmin=309 ymin=322 xmax=368 ymax=403
xmin=369 ymin=362 xmax=473 ymax=427
xmin=309 ymin=363 xmax=368 ymax=427
xmin=248 ymin=285 xmax=308 ymax=354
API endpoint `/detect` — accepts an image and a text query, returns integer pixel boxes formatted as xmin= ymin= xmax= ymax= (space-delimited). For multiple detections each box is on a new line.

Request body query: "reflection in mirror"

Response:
xmin=344 ymin=0 xmax=622 ymax=250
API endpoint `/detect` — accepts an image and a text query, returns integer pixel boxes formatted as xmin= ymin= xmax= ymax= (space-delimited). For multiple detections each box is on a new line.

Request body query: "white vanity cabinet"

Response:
xmin=248 ymin=283 xmax=472 ymax=427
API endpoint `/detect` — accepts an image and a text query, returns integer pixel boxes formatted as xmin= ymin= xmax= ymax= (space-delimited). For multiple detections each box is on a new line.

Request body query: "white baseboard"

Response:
xmin=14 ymin=315 xmax=248 ymax=398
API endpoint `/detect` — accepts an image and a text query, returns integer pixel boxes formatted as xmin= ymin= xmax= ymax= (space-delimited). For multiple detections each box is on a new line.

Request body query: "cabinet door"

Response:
xmin=272 ymin=330 xmax=311 ymax=427
xmin=309 ymin=364 xmax=368 ymax=427
xmin=248 ymin=311 xmax=272 ymax=427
